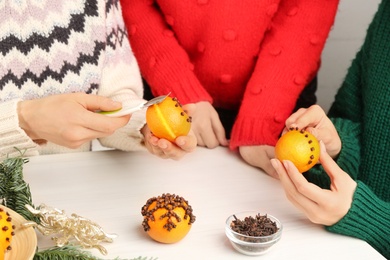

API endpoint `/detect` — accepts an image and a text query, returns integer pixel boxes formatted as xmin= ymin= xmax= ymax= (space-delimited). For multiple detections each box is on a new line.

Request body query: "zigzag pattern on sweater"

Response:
xmin=0 ymin=7 xmax=98 ymax=55
xmin=0 ymin=42 xmax=105 ymax=89
xmin=0 ymin=0 xmax=128 ymax=94
xmin=106 ymin=0 xmax=120 ymax=13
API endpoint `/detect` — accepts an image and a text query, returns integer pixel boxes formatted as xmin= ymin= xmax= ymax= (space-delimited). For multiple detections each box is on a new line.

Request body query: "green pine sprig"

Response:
xmin=0 ymin=155 xmax=39 ymax=222
xmin=33 ymin=245 xmax=158 ymax=260
xmin=33 ymin=245 xmax=104 ymax=260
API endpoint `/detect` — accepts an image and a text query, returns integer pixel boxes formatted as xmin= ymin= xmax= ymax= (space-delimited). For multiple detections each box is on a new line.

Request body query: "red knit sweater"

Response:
xmin=121 ymin=0 xmax=339 ymax=149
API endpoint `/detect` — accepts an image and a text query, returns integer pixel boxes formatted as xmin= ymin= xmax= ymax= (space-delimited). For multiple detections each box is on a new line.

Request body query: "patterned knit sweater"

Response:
xmin=307 ymin=1 xmax=390 ymax=258
xmin=0 ymin=0 xmax=146 ymax=159
xmin=121 ymin=0 xmax=339 ymax=149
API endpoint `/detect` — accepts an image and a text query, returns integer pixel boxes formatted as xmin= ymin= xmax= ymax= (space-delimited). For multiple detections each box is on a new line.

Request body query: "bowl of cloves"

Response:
xmin=225 ymin=211 xmax=282 ymax=256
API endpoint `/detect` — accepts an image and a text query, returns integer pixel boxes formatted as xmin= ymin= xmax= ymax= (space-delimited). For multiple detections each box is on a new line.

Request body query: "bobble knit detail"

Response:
xmin=251 ymin=85 xmax=263 ymax=95
xmin=121 ymin=0 xmax=340 ymax=149
xmin=223 ymin=30 xmax=237 ymax=41
xmin=266 ymin=4 xmax=278 ymax=16
xmin=220 ymin=74 xmax=232 ymax=84
xmin=310 ymin=34 xmax=321 ymax=45
xmin=269 ymin=47 xmax=282 ymax=56
xmin=287 ymin=7 xmax=298 ymax=16
xmin=293 ymin=75 xmax=306 ymax=85
xmin=163 ymin=30 xmax=174 ymax=37
xmin=197 ymin=42 xmax=205 ymax=53
xmin=165 ymin=15 xmax=175 ymax=26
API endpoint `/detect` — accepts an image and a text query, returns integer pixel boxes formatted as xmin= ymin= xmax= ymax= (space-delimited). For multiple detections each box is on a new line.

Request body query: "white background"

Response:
xmin=317 ymin=0 xmax=381 ymax=111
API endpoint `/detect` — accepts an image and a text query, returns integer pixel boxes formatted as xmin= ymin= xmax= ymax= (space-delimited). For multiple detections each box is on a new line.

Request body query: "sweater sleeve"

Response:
xmin=230 ymin=0 xmax=339 ymax=149
xmin=326 ymin=182 xmax=390 ymax=258
xmin=305 ymin=119 xmax=390 ymax=258
xmin=0 ymin=99 xmax=39 ymax=160
xmin=97 ymin=2 xmax=147 ymax=152
xmin=120 ymin=0 xmax=212 ymax=104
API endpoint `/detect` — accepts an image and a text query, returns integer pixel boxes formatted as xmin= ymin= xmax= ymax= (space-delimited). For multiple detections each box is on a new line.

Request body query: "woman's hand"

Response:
xmin=284 ymin=105 xmax=341 ymax=159
xmin=141 ymin=125 xmax=197 ymax=160
xmin=239 ymin=145 xmax=278 ymax=179
xmin=183 ymin=102 xmax=228 ymax=148
xmin=271 ymin=141 xmax=357 ymax=226
xmin=18 ymin=93 xmax=130 ymax=148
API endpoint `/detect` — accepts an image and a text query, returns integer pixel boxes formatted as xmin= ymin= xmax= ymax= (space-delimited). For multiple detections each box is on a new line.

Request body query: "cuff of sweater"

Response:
xmin=229 ymin=114 xmax=282 ymax=150
xmin=331 ymin=117 xmax=361 ymax=178
xmin=326 ymin=181 xmax=389 ymax=257
xmin=0 ymin=99 xmax=39 ymax=159
xmin=98 ymin=107 xmax=147 ymax=151
xmin=148 ymin=63 xmax=213 ymax=105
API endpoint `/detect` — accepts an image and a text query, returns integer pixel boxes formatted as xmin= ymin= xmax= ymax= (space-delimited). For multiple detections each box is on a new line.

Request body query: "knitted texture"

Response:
xmin=308 ymin=1 xmax=390 ymax=257
xmin=0 ymin=0 xmax=146 ymax=159
xmin=121 ymin=0 xmax=339 ymax=149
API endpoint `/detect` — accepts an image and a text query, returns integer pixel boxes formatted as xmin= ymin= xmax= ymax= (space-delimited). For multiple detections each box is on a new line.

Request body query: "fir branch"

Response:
xmin=33 ymin=245 xmax=104 ymax=260
xmin=130 ymin=257 xmax=158 ymax=260
xmin=33 ymin=245 xmax=157 ymax=260
xmin=0 ymin=156 xmax=39 ymax=222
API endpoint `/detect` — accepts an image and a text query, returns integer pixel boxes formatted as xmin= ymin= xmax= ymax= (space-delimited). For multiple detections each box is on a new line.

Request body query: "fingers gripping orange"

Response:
xmin=146 ymin=97 xmax=191 ymax=142
xmin=275 ymin=128 xmax=320 ymax=173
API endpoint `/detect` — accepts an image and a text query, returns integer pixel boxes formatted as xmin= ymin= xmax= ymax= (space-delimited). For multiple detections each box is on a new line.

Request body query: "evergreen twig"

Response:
xmin=33 ymin=245 xmax=158 ymax=260
xmin=33 ymin=245 xmax=104 ymax=260
xmin=0 ymin=156 xmax=39 ymax=222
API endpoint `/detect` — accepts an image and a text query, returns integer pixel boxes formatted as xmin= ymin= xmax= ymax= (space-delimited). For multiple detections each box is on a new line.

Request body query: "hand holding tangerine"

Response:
xmin=141 ymin=193 xmax=196 ymax=244
xmin=146 ymin=96 xmax=191 ymax=142
xmin=275 ymin=128 xmax=320 ymax=173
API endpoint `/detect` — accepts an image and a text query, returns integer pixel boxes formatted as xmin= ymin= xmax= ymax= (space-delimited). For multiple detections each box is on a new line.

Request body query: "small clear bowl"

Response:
xmin=225 ymin=211 xmax=283 ymax=256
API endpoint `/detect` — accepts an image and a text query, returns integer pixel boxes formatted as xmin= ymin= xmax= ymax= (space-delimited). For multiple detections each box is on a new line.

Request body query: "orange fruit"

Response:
xmin=146 ymin=96 xmax=191 ymax=142
xmin=141 ymin=193 xmax=196 ymax=244
xmin=275 ymin=128 xmax=320 ymax=173
xmin=0 ymin=244 xmax=4 ymax=260
xmin=0 ymin=207 xmax=15 ymax=252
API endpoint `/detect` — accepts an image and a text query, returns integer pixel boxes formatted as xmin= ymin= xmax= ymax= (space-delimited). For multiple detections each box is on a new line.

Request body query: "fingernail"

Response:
xmin=282 ymin=160 xmax=289 ymax=170
xmin=319 ymin=140 xmax=326 ymax=154
xmin=270 ymin=159 xmax=278 ymax=169
xmin=176 ymin=139 xmax=185 ymax=146
xmin=111 ymin=100 xmax=121 ymax=107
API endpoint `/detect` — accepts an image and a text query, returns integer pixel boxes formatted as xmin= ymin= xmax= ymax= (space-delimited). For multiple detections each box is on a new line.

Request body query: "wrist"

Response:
xmin=17 ymin=100 xmax=36 ymax=138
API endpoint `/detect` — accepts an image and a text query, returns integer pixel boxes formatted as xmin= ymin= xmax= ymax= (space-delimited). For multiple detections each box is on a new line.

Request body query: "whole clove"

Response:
xmin=230 ymin=213 xmax=278 ymax=237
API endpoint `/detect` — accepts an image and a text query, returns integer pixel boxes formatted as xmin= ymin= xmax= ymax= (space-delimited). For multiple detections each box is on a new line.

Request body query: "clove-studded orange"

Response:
xmin=275 ymin=128 xmax=320 ymax=173
xmin=141 ymin=193 xmax=196 ymax=244
xmin=0 ymin=206 xmax=15 ymax=253
xmin=146 ymin=96 xmax=191 ymax=142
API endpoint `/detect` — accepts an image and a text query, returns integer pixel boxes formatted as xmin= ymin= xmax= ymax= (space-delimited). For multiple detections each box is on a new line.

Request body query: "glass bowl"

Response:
xmin=225 ymin=211 xmax=283 ymax=256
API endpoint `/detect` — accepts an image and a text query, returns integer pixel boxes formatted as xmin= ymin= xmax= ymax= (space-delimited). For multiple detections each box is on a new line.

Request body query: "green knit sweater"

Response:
xmin=305 ymin=1 xmax=390 ymax=258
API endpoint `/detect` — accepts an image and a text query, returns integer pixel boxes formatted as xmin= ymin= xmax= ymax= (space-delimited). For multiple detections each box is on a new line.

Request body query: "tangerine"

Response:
xmin=141 ymin=193 xmax=196 ymax=244
xmin=0 ymin=245 xmax=4 ymax=260
xmin=146 ymin=96 xmax=191 ymax=142
xmin=0 ymin=206 xmax=15 ymax=252
xmin=275 ymin=128 xmax=320 ymax=173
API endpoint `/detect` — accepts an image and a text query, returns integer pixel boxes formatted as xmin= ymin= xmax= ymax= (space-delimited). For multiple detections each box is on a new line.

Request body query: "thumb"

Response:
xmin=318 ymin=141 xmax=341 ymax=184
xmin=84 ymin=95 xmax=122 ymax=112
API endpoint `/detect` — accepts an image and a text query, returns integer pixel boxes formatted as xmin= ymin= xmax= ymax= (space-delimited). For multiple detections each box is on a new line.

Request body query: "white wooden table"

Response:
xmin=23 ymin=147 xmax=385 ymax=260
